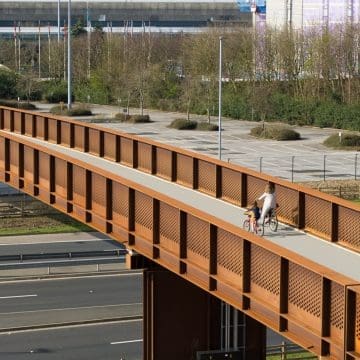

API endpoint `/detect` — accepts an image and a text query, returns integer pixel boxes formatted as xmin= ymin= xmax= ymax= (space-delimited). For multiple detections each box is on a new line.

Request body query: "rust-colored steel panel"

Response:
xmin=157 ymin=247 xmax=179 ymax=272
xmin=36 ymin=116 xmax=45 ymax=139
xmin=305 ymin=194 xmax=332 ymax=240
xmin=198 ymin=160 xmax=216 ymax=196
xmin=55 ymin=158 xmax=67 ymax=199
xmin=138 ymin=142 xmax=152 ymax=173
xmin=247 ymin=175 xmax=267 ymax=207
xmin=74 ymin=125 xmax=85 ymax=151
xmin=112 ymin=182 xmax=129 ymax=229
xmin=330 ymin=282 xmax=345 ymax=343
xmin=338 ymin=206 xmax=360 ymax=251
xmin=0 ymin=137 xmax=4 ymax=171
xmin=48 ymin=119 xmax=57 ymax=143
xmin=276 ymin=185 xmax=299 ymax=226
xmin=159 ymin=202 xmax=180 ymax=255
xmin=355 ymin=294 xmax=360 ymax=353
xmin=13 ymin=111 xmax=22 ymax=133
xmin=288 ymin=262 xmax=322 ymax=335
xmin=24 ymin=145 xmax=34 ymax=183
xmin=104 ymin=132 xmax=116 ymax=161
xmin=91 ymin=213 xmax=107 ymax=233
xmin=10 ymin=141 xmax=19 ymax=176
xmin=221 ymin=167 xmax=241 ymax=205
xmin=38 ymin=151 xmax=50 ymax=190
xmin=250 ymin=244 xmax=281 ymax=309
xmin=120 ymin=137 xmax=133 ymax=166
xmin=156 ymin=147 xmax=172 ymax=180
xmin=135 ymin=191 xmax=153 ymax=241
xmin=24 ymin=114 xmax=33 ymax=136
xmin=176 ymin=153 xmax=193 ymax=188
xmin=186 ymin=214 xmax=210 ymax=271
xmin=92 ymin=173 xmax=106 ymax=217
xmin=72 ymin=165 xmax=86 ymax=207
xmin=217 ymin=228 xmax=243 ymax=285
xmin=3 ymin=109 xmax=11 ymax=130
xmin=61 ymin=122 xmax=71 ymax=147
xmin=89 ymin=128 xmax=100 ymax=155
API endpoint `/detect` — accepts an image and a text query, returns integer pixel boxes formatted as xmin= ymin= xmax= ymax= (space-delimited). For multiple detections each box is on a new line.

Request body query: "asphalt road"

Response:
xmin=0 ymin=320 xmax=142 ymax=360
xmin=0 ymin=273 xmax=142 ymax=331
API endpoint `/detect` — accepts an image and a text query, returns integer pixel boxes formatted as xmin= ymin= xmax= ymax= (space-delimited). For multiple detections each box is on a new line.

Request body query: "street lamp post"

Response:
xmin=57 ymin=0 xmax=60 ymax=42
xmin=67 ymin=0 xmax=72 ymax=109
xmin=218 ymin=36 xmax=223 ymax=160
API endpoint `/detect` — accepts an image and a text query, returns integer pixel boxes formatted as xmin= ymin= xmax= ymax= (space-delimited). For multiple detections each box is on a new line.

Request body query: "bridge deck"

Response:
xmin=8 ymin=131 xmax=360 ymax=284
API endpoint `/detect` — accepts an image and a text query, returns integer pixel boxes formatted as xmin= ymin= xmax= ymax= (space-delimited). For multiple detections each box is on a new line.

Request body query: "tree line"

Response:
xmin=0 ymin=23 xmax=359 ymax=131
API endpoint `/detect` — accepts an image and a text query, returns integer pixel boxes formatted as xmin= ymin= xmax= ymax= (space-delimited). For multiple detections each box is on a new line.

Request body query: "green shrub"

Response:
xmin=196 ymin=122 xmax=219 ymax=131
xmin=0 ymin=99 xmax=36 ymax=110
xmin=50 ymin=105 xmax=92 ymax=116
xmin=323 ymin=133 xmax=360 ymax=150
xmin=130 ymin=114 xmax=151 ymax=123
xmin=44 ymin=82 xmax=72 ymax=103
xmin=114 ymin=113 xmax=130 ymax=122
xmin=0 ymin=69 xmax=17 ymax=99
xmin=250 ymin=124 xmax=301 ymax=141
xmin=168 ymin=118 xmax=197 ymax=130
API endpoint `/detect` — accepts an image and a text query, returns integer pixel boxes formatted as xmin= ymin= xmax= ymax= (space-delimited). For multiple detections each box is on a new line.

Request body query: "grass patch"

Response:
xmin=323 ymin=133 xmax=360 ymax=150
xmin=250 ymin=124 xmax=301 ymax=140
xmin=169 ymin=118 xmax=218 ymax=131
xmin=0 ymin=99 xmax=36 ymax=110
xmin=114 ymin=113 xmax=151 ymax=123
xmin=50 ymin=105 xmax=92 ymax=116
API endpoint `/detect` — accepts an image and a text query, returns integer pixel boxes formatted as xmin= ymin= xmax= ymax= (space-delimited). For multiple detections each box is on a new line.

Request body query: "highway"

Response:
xmin=0 ymin=320 xmax=142 ymax=360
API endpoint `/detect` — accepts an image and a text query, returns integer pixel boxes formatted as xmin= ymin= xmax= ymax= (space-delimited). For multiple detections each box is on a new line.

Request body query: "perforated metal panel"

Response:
xmin=289 ymin=262 xmax=322 ymax=324
xmin=48 ymin=119 xmax=57 ymax=143
xmin=13 ymin=112 xmax=22 ymax=133
xmin=159 ymin=202 xmax=180 ymax=254
xmin=120 ymin=138 xmax=133 ymax=166
xmin=198 ymin=160 xmax=216 ymax=196
xmin=187 ymin=214 xmax=209 ymax=269
xmin=55 ymin=158 xmax=67 ymax=198
xmin=25 ymin=114 xmax=33 ymax=136
xmin=156 ymin=148 xmax=172 ymax=180
xmin=217 ymin=228 xmax=243 ymax=280
xmin=24 ymin=146 xmax=33 ymax=182
xmin=138 ymin=142 xmax=152 ymax=173
xmin=176 ymin=154 xmax=193 ymax=188
xmin=74 ymin=125 xmax=85 ymax=151
xmin=356 ymin=293 xmax=360 ymax=353
xmin=9 ymin=141 xmax=19 ymax=175
xmin=338 ymin=206 xmax=360 ymax=250
xmin=89 ymin=129 xmax=100 ymax=155
xmin=92 ymin=173 xmax=106 ymax=216
xmin=112 ymin=182 xmax=129 ymax=229
xmin=251 ymin=244 xmax=280 ymax=302
xmin=61 ymin=122 xmax=71 ymax=147
xmin=38 ymin=152 xmax=50 ymax=189
xmin=72 ymin=165 xmax=86 ymax=207
xmin=104 ymin=133 xmax=116 ymax=161
xmin=248 ymin=176 xmax=267 ymax=207
xmin=276 ymin=185 xmax=298 ymax=225
xmin=221 ymin=168 xmax=241 ymax=205
xmin=36 ymin=116 xmax=45 ymax=139
xmin=0 ymin=137 xmax=4 ymax=170
xmin=305 ymin=195 xmax=331 ymax=239
xmin=330 ymin=282 xmax=344 ymax=340
xmin=135 ymin=191 xmax=153 ymax=240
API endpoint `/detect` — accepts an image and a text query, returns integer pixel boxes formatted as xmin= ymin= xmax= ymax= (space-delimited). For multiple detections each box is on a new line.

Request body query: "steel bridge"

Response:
xmin=0 ymin=106 xmax=359 ymax=359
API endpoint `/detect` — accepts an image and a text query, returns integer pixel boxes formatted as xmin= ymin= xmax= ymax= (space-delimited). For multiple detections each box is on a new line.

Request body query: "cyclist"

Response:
xmin=257 ymin=182 xmax=276 ymax=226
xmin=244 ymin=200 xmax=261 ymax=231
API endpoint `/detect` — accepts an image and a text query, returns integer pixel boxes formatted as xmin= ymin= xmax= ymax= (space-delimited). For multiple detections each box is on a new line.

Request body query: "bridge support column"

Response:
xmin=143 ymin=266 xmax=267 ymax=360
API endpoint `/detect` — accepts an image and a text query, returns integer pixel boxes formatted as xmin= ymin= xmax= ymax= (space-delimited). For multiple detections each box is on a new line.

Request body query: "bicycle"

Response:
xmin=243 ymin=213 xmax=263 ymax=236
xmin=260 ymin=208 xmax=278 ymax=234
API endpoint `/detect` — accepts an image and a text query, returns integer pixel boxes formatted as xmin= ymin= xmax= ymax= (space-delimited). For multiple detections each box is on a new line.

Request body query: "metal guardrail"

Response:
xmin=266 ymin=342 xmax=318 ymax=359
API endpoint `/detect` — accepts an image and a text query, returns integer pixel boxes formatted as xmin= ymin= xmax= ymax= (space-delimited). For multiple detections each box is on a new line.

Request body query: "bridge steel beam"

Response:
xmin=1 ymin=106 xmax=359 ymax=254
xmin=1 ymin=130 xmax=360 ymax=359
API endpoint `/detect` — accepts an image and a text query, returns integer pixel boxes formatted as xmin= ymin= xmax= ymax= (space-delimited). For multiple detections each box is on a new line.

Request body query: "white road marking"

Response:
xmin=111 ymin=339 xmax=143 ymax=345
xmin=0 ymin=294 xmax=37 ymax=299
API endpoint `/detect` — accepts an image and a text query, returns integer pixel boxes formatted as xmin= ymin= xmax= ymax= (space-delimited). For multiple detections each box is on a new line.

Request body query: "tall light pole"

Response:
xmin=218 ymin=36 xmax=223 ymax=160
xmin=67 ymin=0 xmax=72 ymax=109
xmin=57 ymin=0 xmax=60 ymax=42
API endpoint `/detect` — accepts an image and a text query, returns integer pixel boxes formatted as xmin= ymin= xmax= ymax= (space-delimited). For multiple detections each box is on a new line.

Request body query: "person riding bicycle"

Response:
xmin=244 ymin=200 xmax=261 ymax=230
xmin=257 ymin=183 xmax=276 ymax=226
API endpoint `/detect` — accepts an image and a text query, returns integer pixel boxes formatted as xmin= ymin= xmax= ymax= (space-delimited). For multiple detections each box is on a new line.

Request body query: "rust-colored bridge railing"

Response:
xmin=0 ymin=128 xmax=360 ymax=359
xmin=0 ymin=106 xmax=359 ymax=253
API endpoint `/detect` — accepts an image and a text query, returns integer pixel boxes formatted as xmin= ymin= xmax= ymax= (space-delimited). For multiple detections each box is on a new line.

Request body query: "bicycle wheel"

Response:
xmin=243 ymin=219 xmax=250 ymax=232
xmin=269 ymin=214 xmax=278 ymax=232
xmin=256 ymin=223 xmax=264 ymax=236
